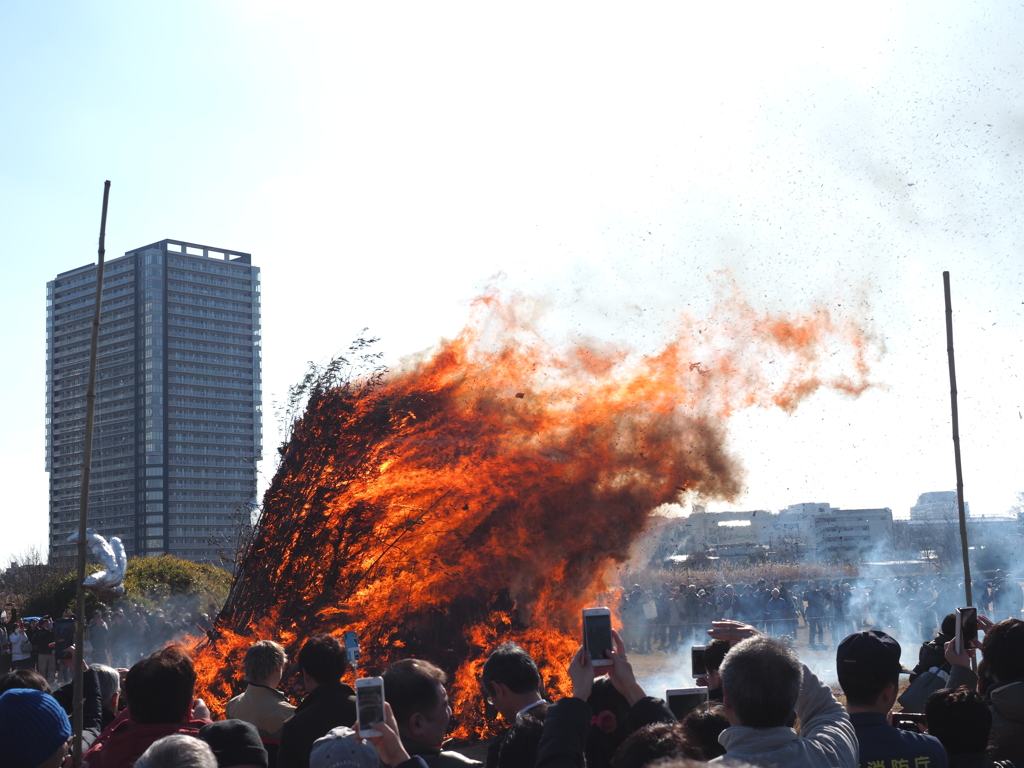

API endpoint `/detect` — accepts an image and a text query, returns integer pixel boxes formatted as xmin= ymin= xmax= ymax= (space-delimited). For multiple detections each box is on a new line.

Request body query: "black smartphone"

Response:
xmin=691 ymin=645 xmax=707 ymax=677
xmin=956 ymin=607 xmax=978 ymax=654
xmin=53 ymin=619 xmax=75 ymax=661
xmin=667 ymin=688 xmax=709 ymax=719
xmin=356 ymin=676 xmax=385 ymax=738
xmin=891 ymin=712 xmax=926 ymax=732
xmin=583 ymin=608 xmax=613 ymax=667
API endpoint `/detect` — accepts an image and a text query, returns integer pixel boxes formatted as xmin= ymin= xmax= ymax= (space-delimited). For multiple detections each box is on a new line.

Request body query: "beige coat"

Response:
xmin=226 ymin=683 xmax=297 ymax=742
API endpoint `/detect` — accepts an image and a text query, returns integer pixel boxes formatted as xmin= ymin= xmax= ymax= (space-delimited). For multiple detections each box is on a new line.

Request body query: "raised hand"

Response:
xmin=192 ymin=698 xmax=211 ymax=720
xmin=707 ymin=620 xmax=761 ymax=645
xmin=607 ymin=629 xmax=645 ymax=706
xmin=367 ymin=702 xmax=411 ymax=766
xmin=568 ymin=645 xmax=595 ymax=701
xmin=944 ymin=639 xmax=973 ymax=669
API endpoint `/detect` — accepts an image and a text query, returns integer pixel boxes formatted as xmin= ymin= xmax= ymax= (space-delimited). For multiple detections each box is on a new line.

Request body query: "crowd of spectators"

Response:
xmin=1 ymin=590 xmax=1023 ymax=768
xmin=613 ymin=573 xmax=1023 ymax=652
xmin=0 ymin=601 xmax=216 ymax=685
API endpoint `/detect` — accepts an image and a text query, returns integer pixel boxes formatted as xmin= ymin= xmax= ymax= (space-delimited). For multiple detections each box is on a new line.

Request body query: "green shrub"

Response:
xmin=124 ymin=555 xmax=231 ymax=611
xmin=18 ymin=556 xmax=231 ymax=618
xmin=21 ymin=568 xmax=104 ymax=618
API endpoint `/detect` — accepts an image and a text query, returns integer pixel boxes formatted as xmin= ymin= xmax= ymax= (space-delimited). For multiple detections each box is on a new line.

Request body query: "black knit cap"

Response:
xmin=198 ymin=720 xmax=269 ymax=768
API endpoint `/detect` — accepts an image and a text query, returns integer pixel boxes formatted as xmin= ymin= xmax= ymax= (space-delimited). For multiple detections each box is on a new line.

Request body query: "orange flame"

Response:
xmin=191 ymin=282 xmax=877 ymax=738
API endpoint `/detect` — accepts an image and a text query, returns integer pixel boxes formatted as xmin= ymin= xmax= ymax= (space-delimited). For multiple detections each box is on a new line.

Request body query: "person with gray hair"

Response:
xmin=91 ymin=664 xmax=121 ymax=729
xmin=707 ymin=621 xmax=856 ymax=767
xmin=135 ymin=734 xmax=218 ymax=768
xmin=227 ymin=639 xmax=296 ymax=743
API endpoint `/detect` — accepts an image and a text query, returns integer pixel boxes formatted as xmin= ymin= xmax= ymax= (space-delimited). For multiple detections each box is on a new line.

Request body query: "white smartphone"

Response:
xmin=955 ymin=606 xmax=978 ymax=655
xmin=355 ymin=676 xmax=385 ymax=738
xmin=583 ymin=607 xmax=614 ymax=667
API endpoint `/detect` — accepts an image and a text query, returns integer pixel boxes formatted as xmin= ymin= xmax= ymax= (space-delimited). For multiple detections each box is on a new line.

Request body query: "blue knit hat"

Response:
xmin=0 ymin=689 xmax=72 ymax=768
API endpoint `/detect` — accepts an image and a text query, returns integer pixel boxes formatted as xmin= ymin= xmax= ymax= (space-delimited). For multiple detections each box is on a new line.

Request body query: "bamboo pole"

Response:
xmin=72 ymin=181 xmax=110 ymax=766
xmin=943 ymin=271 xmax=972 ymax=610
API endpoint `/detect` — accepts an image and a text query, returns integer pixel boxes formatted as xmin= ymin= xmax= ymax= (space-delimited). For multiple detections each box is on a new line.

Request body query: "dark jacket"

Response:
xmin=849 ymin=712 xmax=947 ymax=768
xmin=911 ymin=633 xmax=954 ymax=682
xmin=485 ymin=703 xmax=548 ymax=768
xmin=536 ymin=695 xmax=678 ymax=768
xmin=536 ymin=697 xmax=591 ymax=768
xmin=90 ymin=620 xmax=109 ymax=653
xmin=33 ymin=627 xmax=55 ymax=655
xmin=51 ymin=668 xmax=104 ymax=750
xmin=804 ymin=589 xmax=826 ymax=618
xmin=626 ymin=696 xmax=676 ymax=732
xmin=277 ymin=680 xmax=356 ymax=768
xmin=948 ymin=666 xmax=1024 ymax=766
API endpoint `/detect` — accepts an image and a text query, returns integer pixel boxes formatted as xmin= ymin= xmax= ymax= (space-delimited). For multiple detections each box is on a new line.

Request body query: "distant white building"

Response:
xmin=910 ymin=491 xmax=970 ymax=522
xmin=677 ymin=502 xmax=894 ymax=562
xmin=801 ymin=505 xmax=894 ymax=562
xmin=685 ymin=506 xmax=766 ymax=557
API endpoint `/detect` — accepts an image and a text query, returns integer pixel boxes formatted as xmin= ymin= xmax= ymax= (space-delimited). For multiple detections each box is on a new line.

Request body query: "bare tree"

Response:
xmin=1009 ymin=492 xmax=1024 ymax=518
xmin=0 ymin=546 xmax=64 ymax=610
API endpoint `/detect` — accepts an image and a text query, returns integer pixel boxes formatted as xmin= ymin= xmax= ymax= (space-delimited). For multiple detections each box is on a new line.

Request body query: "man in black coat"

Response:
xmin=480 ymin=642 xmax=548 ymax=768
xmin=277 ymin=634 xmax=357 ymax=768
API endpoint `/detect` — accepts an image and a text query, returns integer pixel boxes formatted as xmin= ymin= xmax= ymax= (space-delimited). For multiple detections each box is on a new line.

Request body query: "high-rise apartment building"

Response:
xmin=46 ymin=239 xmax=262 ymax=564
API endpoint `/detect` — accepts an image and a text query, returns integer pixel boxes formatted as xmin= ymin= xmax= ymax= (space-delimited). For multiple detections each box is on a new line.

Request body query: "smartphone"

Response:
xmin=355 ymin=676 xmax=385 ymax=738
xmin=891 ymin=712 xmax=926 ymax=732
xmin=583 ymin=607 xmax=614 ymax=667
xmin=691 ymin=645 xmax=707 ymax=677
xmin=667 ymin=688 xmax=709 ymax=720
xmin=53 ymin=619 xmax=75 ymax=661
xmin=955 ymin=607 xmax=978 ymax=654
xmin=344 ymin=631 xmax=360 ymax=663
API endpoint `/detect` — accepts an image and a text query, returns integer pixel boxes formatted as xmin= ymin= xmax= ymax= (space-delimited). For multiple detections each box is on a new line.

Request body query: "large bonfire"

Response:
xmin=189 ymin=283 xmax=877 ymax=739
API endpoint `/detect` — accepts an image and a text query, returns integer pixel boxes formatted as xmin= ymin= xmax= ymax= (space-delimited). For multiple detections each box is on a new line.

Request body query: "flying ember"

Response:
xmin=188 ymin=283 xmax=877 ymax=739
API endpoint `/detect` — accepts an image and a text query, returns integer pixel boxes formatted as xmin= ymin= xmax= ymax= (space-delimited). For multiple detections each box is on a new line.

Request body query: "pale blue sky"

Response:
xmin=2 ymin=2 xmax=1022 ymax=565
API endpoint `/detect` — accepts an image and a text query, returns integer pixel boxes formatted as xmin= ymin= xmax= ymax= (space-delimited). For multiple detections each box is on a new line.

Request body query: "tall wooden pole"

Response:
xmin=73 ymin=181 xmax=110 ymax=766
xmin=943 ymin=271 xmax=973 ymax=609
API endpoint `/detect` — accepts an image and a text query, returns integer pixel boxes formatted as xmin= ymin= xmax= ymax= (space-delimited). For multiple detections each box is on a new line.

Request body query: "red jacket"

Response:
xmin=82 ymin=707 xmax=212 ymax=768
